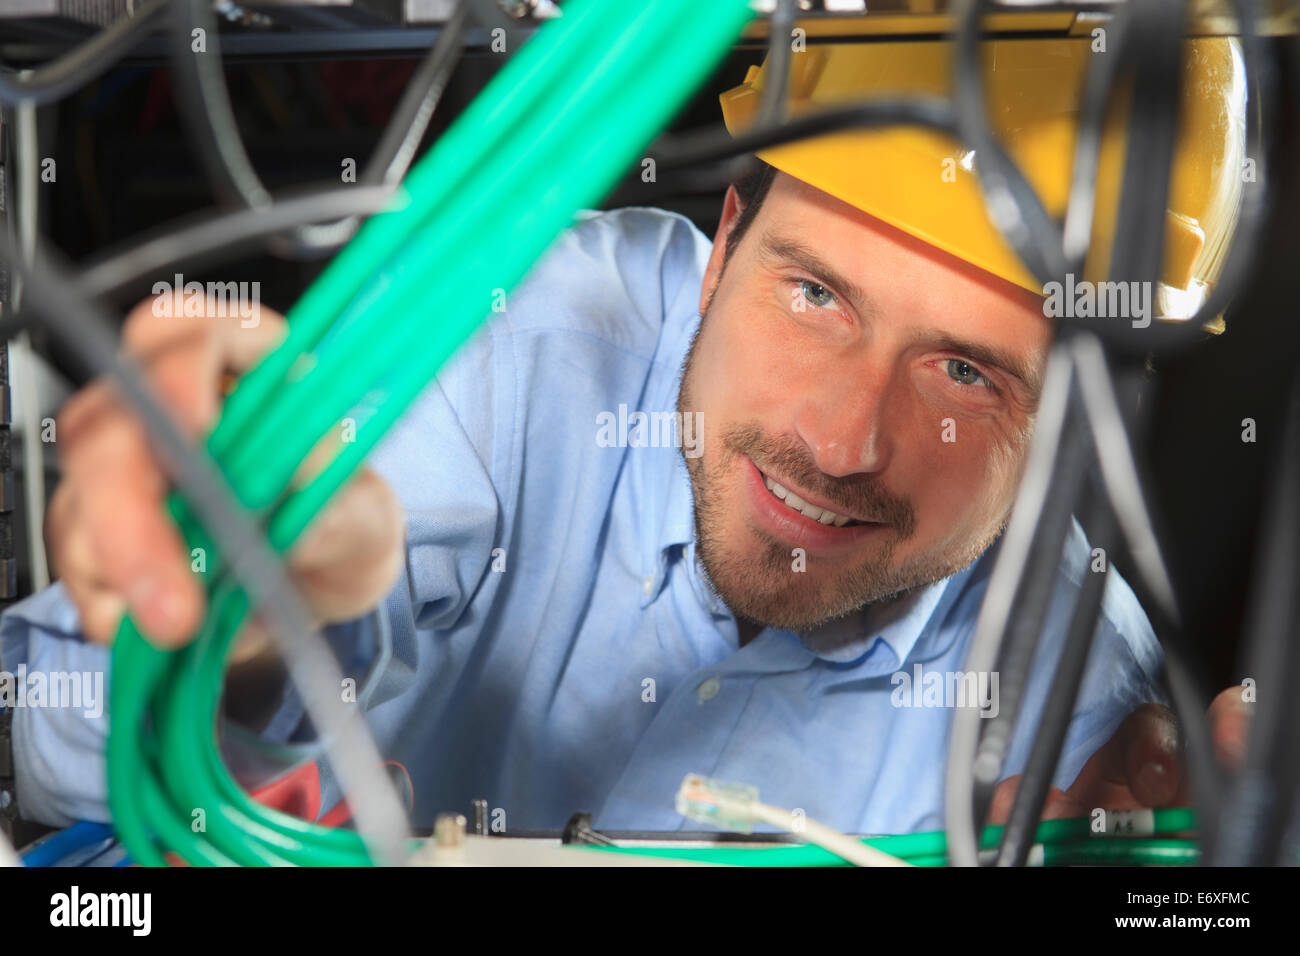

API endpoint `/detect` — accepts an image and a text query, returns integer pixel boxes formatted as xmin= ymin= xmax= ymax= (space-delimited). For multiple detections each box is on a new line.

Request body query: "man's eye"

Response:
xmin=798 ymin=279 xmax=837 ymax=309
xmin=943 ymin=358 xmax=992 ymax=388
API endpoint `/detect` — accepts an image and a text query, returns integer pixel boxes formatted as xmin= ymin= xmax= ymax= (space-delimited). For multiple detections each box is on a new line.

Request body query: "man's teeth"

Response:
xmin=763 ymin=475 xmax=854 ymax=527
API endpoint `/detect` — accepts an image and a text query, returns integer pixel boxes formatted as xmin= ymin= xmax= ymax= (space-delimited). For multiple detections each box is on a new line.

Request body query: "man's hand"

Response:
xmin=989 ymin=687 xmax=1253 ymax=823
xmin=47 ymin=297 xmax=406 ymax=659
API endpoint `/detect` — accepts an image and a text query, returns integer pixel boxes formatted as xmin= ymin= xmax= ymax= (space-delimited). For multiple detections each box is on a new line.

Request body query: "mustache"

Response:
xmin=724 ymin=421 xmax=916 ymax=535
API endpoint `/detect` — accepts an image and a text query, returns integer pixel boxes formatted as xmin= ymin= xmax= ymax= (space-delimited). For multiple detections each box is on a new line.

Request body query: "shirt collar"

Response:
xmin=632 ymin=306 xmax=704 ymax=607
xmin=794 ymin=577 xmax=952 ymax=665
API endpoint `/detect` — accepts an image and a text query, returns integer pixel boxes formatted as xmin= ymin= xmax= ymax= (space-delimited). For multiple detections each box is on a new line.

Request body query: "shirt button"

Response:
xmin=641 ymin=576 xmax=655 ymax=596
xmin=697 ymin=677 xmax=721 ymax=703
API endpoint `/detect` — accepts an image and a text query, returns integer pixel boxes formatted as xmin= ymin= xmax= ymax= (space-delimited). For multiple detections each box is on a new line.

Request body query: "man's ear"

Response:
xmin=700 ymin=184 xmax=747 ymax=317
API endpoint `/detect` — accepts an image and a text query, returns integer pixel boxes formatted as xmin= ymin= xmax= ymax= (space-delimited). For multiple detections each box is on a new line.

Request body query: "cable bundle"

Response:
xmin=104 ymin=0 xmax=756 ymax=866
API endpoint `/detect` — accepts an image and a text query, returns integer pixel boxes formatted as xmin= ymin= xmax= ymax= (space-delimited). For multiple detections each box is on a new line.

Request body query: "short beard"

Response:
xmin=675 ymin=316 xmax=1005 ymax=635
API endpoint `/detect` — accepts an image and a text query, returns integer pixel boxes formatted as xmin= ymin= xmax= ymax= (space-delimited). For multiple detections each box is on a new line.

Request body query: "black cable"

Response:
xmin=1057 ymin=0 xmax=1275 ymax=357
xmin=170 ymin=0 xmax=271 ymax=211
xmin=944 ymin=345 xmax=1077 ymax=866
xmin=371 ymin=4 xmax=470 ymax=188
xmin=291 ymin=2 xmax=471 ymax=250
xmin=1211 ymin=374 xmax=1300 ymax=864
xmin=0 ymin=229 xmax=411 ymax=865
xmin=970 ymin=384 xmax=1092 ymax=835
xmin=1105 ymin=0 xmax=1185 ymax=295
xmin=1182 ymin=0 xmax=1276 ymax=341
xmin=996 ymin=486 xmax=1113 ymax=867
xmin=1157 ymin=610 xmax=1225 ymax=858
xmin=169 ymin=0 xmax=470 ymax=258
xmin=1057 ymin=0 xmax=1264 ymax=859
xmin=950 ymin=0 xmax=1069 ymax=286
xmin=947 ymin=0 xmax=1270 ymax=867
xmin=1019 ymin=2 xmax=1209 ymax=858
xmin=1062 ymin=0 xmax=1136 ymax=274
xmin=1051 ymin=0 xmax=1185 ymax=355
xmin=756 ymin=0 xmax=798 ymax=129
xmin=1070 ymin=336 xmax=1227 ymax=861
xmin=0 ymin=0 xmax=169 ymax=107
xmin=0 ymin=185 xmax=397 ymax=388
xmin=652 ymin=96 xmax=958 ymax=170
xmin=73 ymin=185 xmax=399 ymax=304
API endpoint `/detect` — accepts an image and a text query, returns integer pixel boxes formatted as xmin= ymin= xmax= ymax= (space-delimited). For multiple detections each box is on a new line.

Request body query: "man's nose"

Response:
xmin=792 ymin=362 xmax=898 ymax=479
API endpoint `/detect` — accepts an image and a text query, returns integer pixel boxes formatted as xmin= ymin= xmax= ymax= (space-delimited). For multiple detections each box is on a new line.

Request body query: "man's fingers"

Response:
xmin=982 ymin=691 xmax=1251 ymax=827
xmin=61 ymin=574 xmax=128 ymax=645
xmin=48 ymin=294 xmax=403 ymax=653
xmin=288 ymin=468 xmax=406 ymax=623
xmin=1207 ymin=685 xmax=1253 ymax=771
xmin=289 ymin=468 xmax=401 ymax=572
xmin=82 ymin=472 xmax=204 ymax=645
xmin=988 ymin=776 xmax=1082 ymax=826
xmin=120 ymin=299 xmax=288 ymax=438
xmin=45 ymin=297 xmax=290 ymax=650
xmin=1116 ymin=703 xmax=1182 ymax=807
xmin=64 ymin=410 xmax=204 ymax=645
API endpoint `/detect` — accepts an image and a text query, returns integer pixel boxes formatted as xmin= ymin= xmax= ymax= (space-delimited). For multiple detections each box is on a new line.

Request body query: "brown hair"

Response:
xmin=722 ymin=158 xmax=779 ymax=266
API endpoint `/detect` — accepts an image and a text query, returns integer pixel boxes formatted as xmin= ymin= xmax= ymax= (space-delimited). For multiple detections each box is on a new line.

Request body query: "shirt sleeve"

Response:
xmin=0 ymin=316 xmax=509 ymax=828
xmin=0 ymin=585 xmax=386 ymax=826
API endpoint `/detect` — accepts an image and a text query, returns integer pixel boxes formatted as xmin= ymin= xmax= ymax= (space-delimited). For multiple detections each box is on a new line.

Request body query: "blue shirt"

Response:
xmin=1 ymin=207 xmax=1166 ymax=837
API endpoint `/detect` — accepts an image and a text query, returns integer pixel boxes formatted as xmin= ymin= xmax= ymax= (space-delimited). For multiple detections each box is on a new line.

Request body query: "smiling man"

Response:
xmin=1 ymin=36 xmax=1251 ymax=839
xmin=682 ymin=169 xmax=1047 ymax=641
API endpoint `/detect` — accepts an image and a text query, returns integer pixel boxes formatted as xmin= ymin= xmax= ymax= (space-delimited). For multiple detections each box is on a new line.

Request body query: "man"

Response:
xmin=1 ymin=36 xmax=1251 ymax=837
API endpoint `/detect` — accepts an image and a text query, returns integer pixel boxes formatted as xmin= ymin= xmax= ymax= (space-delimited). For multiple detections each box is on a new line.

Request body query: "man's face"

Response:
xmin=678 ymin=172 xmax=1051 ymax=632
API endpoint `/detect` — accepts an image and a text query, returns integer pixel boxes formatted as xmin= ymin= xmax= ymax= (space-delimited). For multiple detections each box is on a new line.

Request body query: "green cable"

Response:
xmin=1042 ymin=839 xmax=1200 ymax=866
xmin=864 ymin=806 xmax=1198 ymax=860
xmin=209 ymin=0 xmax=749 ymax=867
xmin=219 ymin=0 xmax=705 ymax=513
xmin=212 ymin=0 xmax=622 ymax=441
xmin=586 ymin=809 xmax=1201 ymax=867
xmin=210 ymin=0 xmax=650 ymax=482
xmin=108 ymin=0 xmax=756 ymax=866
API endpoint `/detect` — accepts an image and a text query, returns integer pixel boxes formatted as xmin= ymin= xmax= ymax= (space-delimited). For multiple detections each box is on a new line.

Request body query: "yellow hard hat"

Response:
xmin=719 ymin=37 xmax=1248 ymax=322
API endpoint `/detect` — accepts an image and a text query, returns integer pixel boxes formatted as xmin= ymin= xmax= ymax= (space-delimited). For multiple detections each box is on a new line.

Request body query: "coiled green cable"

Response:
xmin=107 ymin=0 xmax=756 ymax=866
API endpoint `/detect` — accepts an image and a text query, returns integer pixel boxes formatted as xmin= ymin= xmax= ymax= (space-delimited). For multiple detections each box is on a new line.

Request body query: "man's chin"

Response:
xmin=696 ymin=546 xmax=894 ymax=633
xmin=696 ymin=525 xmax=984 ymax=633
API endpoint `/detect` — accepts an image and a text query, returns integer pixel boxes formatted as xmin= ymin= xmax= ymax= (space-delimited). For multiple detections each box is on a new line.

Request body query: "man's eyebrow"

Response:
xmin=756 ymin=231 xmax=873 ymax=317
xmin=756 ymin=230 xmax=1043 ymax=398
xmin=911 ymin=328 xmax=1043 ymax=398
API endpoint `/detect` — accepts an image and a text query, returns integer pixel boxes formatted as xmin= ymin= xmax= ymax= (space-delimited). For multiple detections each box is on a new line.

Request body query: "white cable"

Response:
xmin=12 ymin=76 xmax=50 ymax=591
xmin=676 ymin=773 xmax=912 ymax=867
xmin=749 ymin=802 xmax=912 ymax=867
xmin=0 ymin=827 xmax=19 ymax=867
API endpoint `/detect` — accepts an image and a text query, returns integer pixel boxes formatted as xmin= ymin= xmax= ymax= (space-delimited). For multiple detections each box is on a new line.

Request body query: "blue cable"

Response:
xmin=19 ymin=820 xmax=115 ymax=867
